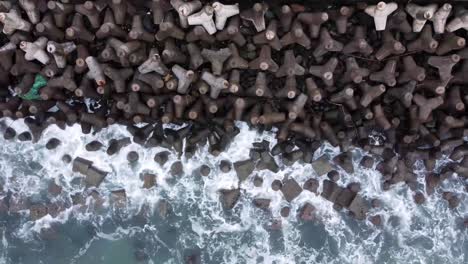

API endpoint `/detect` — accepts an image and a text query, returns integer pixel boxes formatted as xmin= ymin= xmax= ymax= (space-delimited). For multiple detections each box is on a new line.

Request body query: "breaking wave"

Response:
xmin=0 ymin=118 xmax=466 ymax=264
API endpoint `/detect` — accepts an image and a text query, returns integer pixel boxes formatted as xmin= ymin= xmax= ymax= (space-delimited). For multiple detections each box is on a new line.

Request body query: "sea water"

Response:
xmin=0 ymin=118 xmax=466 ymax=264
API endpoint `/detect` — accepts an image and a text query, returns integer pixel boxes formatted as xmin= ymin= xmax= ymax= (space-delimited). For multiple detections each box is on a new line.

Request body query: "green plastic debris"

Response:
xmin=20 ymin=74 xmax=47 ymax=101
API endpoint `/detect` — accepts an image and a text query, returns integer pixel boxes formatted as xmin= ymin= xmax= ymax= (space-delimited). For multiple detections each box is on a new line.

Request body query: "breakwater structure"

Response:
xmin=0 ymin=0 xmax=467 ymax=263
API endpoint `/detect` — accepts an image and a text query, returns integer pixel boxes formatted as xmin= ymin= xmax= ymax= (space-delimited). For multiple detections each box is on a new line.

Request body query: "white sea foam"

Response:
xmin=0 ymin=118 xmax=466 ymax=264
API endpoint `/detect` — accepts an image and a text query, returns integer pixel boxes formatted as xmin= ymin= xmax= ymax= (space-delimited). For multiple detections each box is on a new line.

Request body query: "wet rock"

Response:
xmin=299 ymin=203 xmax=316 ymax=221
xmin=327 ymin=170 xmax=340 ymax=182
xmin=134 ymin=205 xmax=151 ymax=225
xmin=0 ymin=198 xmax=8 ymax=214
xmin=360 ymin=155 xmax=374 ymax=168
xmin=45 ymin=138 xmax=61 ymax=150
xmin=47 ymin=202 xmax=67 ymax=218
xmin=29 ymin=204 xmax=48 ymax=220
xmin=70 ymin=176 xmax=84 ymax=188
xmin=70 ymin=192 xmax=85 ymax=206
xmin=253 ymin=175 xmax=263 ymax=187
xmin=9 ymin=195 xmax=29 ymax=213
xmin=85 ymin=140 xmax=103 ymax=151
xmin=252 ymin=140 xmax=270 ymax=150
xmin=335 ymin=188 xmax=357 ymax=208
xmin=84 ymin=166 xmax=108 ymax=187
xmin=62 ymin=154 xmax=72 ymax=163
xmin=249 ymin=149 xmax=262 ymax=160
xmin=348 ymin=195 xmax=368 ymax=220
xmin=253 ymin=198 xmax=270 ymax=209
xmin=413 ymin=191 xmax=426 ymax=204
xmin=17 ymin=131 xmax=32 ymax=141
xmin=111 ymin=189 xmax=127 ymax=208
xmin=234 ymin=159 xmax=255 ymax=182
xmin=391 ymin=160 xmax=415 ymax=184
xmin=185 ymin=252 xmax=201 ymax=264
xmin=127 ymin=151 xmax=139 ymax=163
xmin=48 ymin=181 xmax=62 ymax=196
xmin=199 ymin=164 xmax=211 ymax=176
xmin=219 ymin=160 xmax=232 ymax=173
xmin=311 ymin=155 xmax=333 ymax=176
xmin=154 ymin=151 xmax=170 ymax=166
xmin=448 ymin=196 xmax=460 ymax=209
xmin=382 ymin=181 xmax=391 ymax=191
xmin=256 ymin=151 xmax=279 ymax=173
xmin=280 ymin=206 xmax=290 ymax=217
xmin=157 ymin=199 xmax=171 ymax=219
xmin=72 ymin=157 xmax=93 ymax=174
xmin=425 ymin=173 xmax=441 ymax=195
xmin=281 ymin=178 xmax=302 ymax=202
xmin=3 ymin=127 xmax=16 ymax=140
xmin=271 ymin=179 xmax=282 ymax=191
xmin=88 ymin=190 xmax=105 ymax=210
xmin=333 ymin=151 xmax=354 ymax=174
xmin=220 ymin=188 xmax=241 ymax=209
xmin=24 ymin=120 xmax=46 ymax=143
xmin=333 ymin=203 xmax=343 ymax=211
xmin=107 ymin=137 xmax=131 ymax=155
xmin=282 ymin=150 xmax=304 ymax=166
xmin=142 ymin=173 xmax=156 ymax=189
xmin=442 ymin=167 xmax=455 ymax=182
xmin=303 ymin=178 xmax=319 ymax=194
xmin=170 ymin=161 xmax=184 ymax=177
xmin=442 ymin=191 xmax=454 ymax=201
xmin=321 ymin=179 xmax=341 ymax=203
xmin=369 ymin=215 xmax=382 ymax=226
xmin=371 ymin=199 xmax=381 ymax=208
xmin=347 ymin=182 xmax=361 ymax=193
xmin=184 ymin=146 xmax=196 ymax=159
xmin=408 ymin=176 xmax=422 ymax=191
